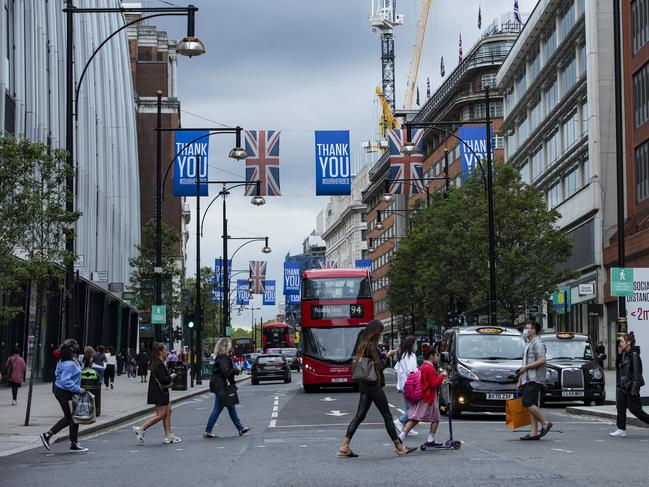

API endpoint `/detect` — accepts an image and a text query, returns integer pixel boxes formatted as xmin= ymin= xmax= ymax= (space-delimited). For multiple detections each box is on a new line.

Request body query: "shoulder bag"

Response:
xmin=352 ymin=342 xmax=379 ymax=383
xmin=219 ymin=383 xmax=240 ymax=406
xmin=153 ymin=368 xmax=171 ymax=395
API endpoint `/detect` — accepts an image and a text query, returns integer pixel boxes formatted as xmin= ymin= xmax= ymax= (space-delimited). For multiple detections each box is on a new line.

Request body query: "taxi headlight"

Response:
xmin=546 ymin=369 xmax=559 ymax=382
xmin=589 ymin=368 xmax=603 ymax=380
xmin=457 ymin=363 xmax=479 ymax=381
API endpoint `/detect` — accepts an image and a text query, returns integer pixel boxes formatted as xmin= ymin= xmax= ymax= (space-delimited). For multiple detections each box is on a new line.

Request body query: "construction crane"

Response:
xmin=369 ymin=0 xmax=404 ymax=111
xmin=404 ymin=0 xmax=433 ymax=110
xmin=376 ymin=86 xmax=399 ymax=135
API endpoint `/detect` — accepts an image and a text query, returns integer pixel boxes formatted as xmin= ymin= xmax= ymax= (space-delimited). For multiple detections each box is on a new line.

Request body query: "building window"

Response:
xmin=546 ymin=129 xmax=561 ymax=167
xmin=636 ymin=140 xmax=649 ymax=202
xmin=516 ymin=72 xmax=527 ymax=99
xmin=583 ymin=157 xmax=590 ymax=185
xmin=564 ymin=166 xmax=580 ymax=199
xmin=560 ymin=56 xmax=577 ymax=96
xmin=632 ymin=0 xmax=649 ymax=54
xmin=4 ymin=1 xmax=14 ymax=93
xmin=520 ymin=162 xmax=530 ymax=184
xmin=545 ymin=77 xmax=558 ymax=115
xmin=547 ymin=181 xmax=561 ymax=209
xmin=633 ymin=62 xmax=649 ymax=128
xmin=481 ymin=73 xmax=497 ymax=88
xmin=544 ymin=26 xmax=557 ymax=62
xmin=531 ymin=147 xmax=543 ymax=180
xmin=530 ymin=99 xmax=542 ymax=133
xmin=506 ymin=85 xmax=516 ymax=113
xmin=559 ymin=2 xmax=576 ymax=42
xmin=578 ymin=43 xmax=586 ymax=78
xmin=577 ymin=0 xmax=585 ymax=16
xmin=581 ymin=100 xmax=588 ymax=136
xmin=493 ymin=134 xmax=504 ymax=149
xmin=562 ymin=111 xmax=579 ymax=150
xmin=530 ymin=49 xmax=541 ymax=80
xmin=517 ymin=117 xmax=528 ymax=147
xmin=507 ymin=132 xmax=518 ymax=156
xmin=474 ymin=103 xmax=486 ymax=119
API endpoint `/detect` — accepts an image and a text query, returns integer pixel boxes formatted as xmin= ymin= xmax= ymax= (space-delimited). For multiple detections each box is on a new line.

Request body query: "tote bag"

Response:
xmin=505 ymin=396 xmax=530 ymax=429
xmin=351 ymin=343 xmax=379 ymax=383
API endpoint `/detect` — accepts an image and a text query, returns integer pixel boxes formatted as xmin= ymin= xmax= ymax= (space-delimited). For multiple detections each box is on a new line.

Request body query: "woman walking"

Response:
xmin=40 ymin=342 xmax=88 ymax=452
xmin=104 ymin=347 xmax=116 ymax=389
xmin=610 ymin=333 xmax=649 ymax=437
xmin=393 ymin=336 xmax=419 ymax=436
xmin=3 ymin=346 xmax=26 ymax=405
xmin=398 ymin=347 xmax=447 ymax=447
xmin=338 ymin=320 xmax=417 ymax=458
xmin=133 ymin=342 xmax=181 ymax=444
xmin=203 ymin=338 xmax=252 ymax=438
xmin=137 ymin=348 xmax=150 ymax=383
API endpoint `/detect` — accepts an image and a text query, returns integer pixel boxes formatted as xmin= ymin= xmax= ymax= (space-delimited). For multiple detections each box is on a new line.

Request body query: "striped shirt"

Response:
xmin=521 ymin=335 xmax=546 ymax=385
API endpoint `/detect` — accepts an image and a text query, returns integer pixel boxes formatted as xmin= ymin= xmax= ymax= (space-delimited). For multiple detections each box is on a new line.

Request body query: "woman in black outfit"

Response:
xmin=132 ymin=342 xmax=180 ymax=444
xmin=610 ymin=333 xmax=649 ymax=437
xmin=338 ymin=320 xmax=417 ymax=457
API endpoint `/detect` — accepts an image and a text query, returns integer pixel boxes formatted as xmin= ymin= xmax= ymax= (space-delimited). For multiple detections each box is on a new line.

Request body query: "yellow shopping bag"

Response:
xmin=505 ymin=396 xmax=530 ymax=430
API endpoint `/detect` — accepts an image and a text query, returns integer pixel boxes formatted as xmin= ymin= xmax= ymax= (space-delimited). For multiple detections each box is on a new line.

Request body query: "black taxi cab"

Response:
xmin=438 ymin=326 xmax=525 ymax=418
xmin=540 ymin=332 xmax=606 ymax=406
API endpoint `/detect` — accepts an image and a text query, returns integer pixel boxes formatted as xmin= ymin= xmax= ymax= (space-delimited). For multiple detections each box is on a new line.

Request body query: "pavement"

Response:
xmin=0 ymin=370 xmax=248 ymax=457
xmin=3 ymin=369 xmax=649 ymax=486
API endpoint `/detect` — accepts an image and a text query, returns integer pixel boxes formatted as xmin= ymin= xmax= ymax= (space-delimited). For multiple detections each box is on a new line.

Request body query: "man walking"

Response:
xmin=516 ymin=321 xmax=552 ymax=440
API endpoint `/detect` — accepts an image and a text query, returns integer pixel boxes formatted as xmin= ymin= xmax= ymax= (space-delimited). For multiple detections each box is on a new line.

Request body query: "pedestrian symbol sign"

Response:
xmin=151 ymin=305 xmax=167 ymax=324
xmin=611 ymin=267 xmax=634 ymax=297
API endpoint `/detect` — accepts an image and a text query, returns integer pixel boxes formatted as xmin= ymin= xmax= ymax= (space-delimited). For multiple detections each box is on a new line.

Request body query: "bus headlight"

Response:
xmin=457 ymin=363 xmax=479 ymax=381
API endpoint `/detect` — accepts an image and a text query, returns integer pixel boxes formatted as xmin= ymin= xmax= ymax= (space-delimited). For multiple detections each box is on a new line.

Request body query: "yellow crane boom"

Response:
xmin=376 ymin=86 xmax=399 ymax=136
xmin=404 ymin=0 xmax=432 ymax=110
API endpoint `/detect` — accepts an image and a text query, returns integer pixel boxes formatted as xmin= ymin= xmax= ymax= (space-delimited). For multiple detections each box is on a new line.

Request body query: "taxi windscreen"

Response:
xmin=545 ymin=340 xmax=593 ymax=360
xmin=458 ymin=334 xmax=525 ymax=360
xmin=302 ymin=277 xmax=372 ymax=301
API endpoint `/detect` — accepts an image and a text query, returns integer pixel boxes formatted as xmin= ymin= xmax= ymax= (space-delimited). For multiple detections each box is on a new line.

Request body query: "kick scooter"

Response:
xmin=420 ymin=380 xmax=462 ymax=451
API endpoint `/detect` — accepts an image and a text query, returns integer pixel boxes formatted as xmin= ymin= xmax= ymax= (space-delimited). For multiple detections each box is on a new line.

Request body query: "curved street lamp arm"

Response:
xmin=74 ymin=13 xmax=183 ymax=120
xmin=161 ymin=128 xmax=240 ymax=201
xmin=200 ymin=193 xmax=223 ymax=237
xmin=230 ymin=238 xmax=266 ymax=263
xmin=199 ymin=181 xmax=260 ymax=236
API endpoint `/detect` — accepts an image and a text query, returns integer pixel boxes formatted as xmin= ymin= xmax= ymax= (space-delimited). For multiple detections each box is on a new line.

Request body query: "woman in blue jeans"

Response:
xmin=203 ymin=338 xmax=252 ymax=438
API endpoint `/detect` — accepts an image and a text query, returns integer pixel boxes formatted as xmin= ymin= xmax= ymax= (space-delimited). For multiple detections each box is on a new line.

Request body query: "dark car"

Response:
xmin=439 ymin=326 xmax=525 ymax=418
xmin=282 ymin=348 xmax=301 ymax=371
xmin=540 ymin=332 xmax=606 ymax=406
xmin=251 ymin=354 xmax=291 ymax=385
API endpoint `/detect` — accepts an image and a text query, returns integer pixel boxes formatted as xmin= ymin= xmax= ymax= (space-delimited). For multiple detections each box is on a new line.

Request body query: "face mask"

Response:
xmin=522 ymin=329 xmax=529 ymax=339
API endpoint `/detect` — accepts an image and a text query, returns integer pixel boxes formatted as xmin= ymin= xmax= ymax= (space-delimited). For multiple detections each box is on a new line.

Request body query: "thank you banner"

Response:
xmin=287 ymin=293 xmax=300 ymax=305
xmin=263 ymin=280 xmax=276 ymax=305
xmin=214 ymin=258 xmax=232 ymax=284
xmin=173 ymin=130 xmax=209 ymax=196
xmin=236 ymin=279 xmax=249 ymax=306
xmin=355 ymin=259 xmax=373 ymax=273
xmin=458 ymin=126 xmax=493 ymax=177
xmin=315 ymin=130 xmax=351 ymax=195
xmin=283 ymin=262 xmax=301 ymax=295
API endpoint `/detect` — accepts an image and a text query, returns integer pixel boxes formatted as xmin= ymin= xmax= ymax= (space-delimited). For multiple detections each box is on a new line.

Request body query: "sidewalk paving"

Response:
xmin=0 ymin=371 xmax=248 ymax=457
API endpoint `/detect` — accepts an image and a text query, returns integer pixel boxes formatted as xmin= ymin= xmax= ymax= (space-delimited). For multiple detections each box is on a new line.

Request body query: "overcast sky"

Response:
xmin=149 ymin=0 xmax=539 ymax=329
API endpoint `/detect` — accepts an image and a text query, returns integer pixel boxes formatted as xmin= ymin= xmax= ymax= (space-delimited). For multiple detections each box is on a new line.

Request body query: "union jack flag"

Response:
xmin=319 ymin=260 xmax=338 ymax=269
xmin=244 ymin=130 xmax=281 ymax=196
xmin=387 ymin=128 xmax=425 ymax=197
xmin=459 ymin=33 xmax=463 ymax=63
xmin=514 ymin=0 xmax=523 ymax=24
xmin=249 ymin=261 xmax=267 ymax=294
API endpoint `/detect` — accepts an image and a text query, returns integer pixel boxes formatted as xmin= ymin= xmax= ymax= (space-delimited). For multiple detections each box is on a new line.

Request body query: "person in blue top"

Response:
xmin=40 ymin=341 xmax=88 ymax=452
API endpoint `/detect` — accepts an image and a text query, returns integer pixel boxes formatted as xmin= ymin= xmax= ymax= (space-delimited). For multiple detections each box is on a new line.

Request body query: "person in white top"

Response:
xmin=394 ymin=336 xmax=419 ymax=436
xmin=104 ymin=347 xmax=117 ymax=389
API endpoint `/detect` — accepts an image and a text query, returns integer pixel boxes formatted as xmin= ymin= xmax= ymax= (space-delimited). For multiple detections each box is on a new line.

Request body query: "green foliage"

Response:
xmin=231 ymin=327 xmax=251 ymax=339
xmin=128 ymin=219 xmax=182 ymax=319
xmin=388 ymin=164 xmax=574 ymax=326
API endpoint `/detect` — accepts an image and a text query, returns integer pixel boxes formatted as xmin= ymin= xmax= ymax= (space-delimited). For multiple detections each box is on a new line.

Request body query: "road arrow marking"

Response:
xmin=326 ymin=410 xmax=348 ymax=417
xmin=321 ymin=397 xmax=337 ymax=402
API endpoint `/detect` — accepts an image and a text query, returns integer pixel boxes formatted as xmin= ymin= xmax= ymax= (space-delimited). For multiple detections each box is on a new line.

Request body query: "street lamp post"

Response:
xmin=63 ymin=1 xmax=204 ymax=339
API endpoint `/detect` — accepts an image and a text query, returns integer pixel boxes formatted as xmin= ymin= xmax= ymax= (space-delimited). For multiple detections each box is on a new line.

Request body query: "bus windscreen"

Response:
xmin=302 ymin=277 xmax=371 ymax=301
xmin=302 ymin=327 xmax=362 ymax=363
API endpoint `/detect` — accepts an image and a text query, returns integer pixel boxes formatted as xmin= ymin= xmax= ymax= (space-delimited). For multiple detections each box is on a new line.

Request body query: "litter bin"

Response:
xmin=80 ymin=368 xmax=102 ymax=417
xmin=171 ymin=363 xmax=188 ymax=391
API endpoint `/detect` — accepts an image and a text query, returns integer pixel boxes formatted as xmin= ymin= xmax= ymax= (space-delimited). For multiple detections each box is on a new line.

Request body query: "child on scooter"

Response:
xmin=398 ymin=347 xmax=447 ymax=447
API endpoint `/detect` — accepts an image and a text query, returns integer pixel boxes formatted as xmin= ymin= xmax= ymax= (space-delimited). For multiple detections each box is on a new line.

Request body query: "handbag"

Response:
xmin=153 ymin=371 xmax=171 ymax=394
xmin=69 ymin=392 xmax=97 ymax=425
xmin=219 ymin=383 xmax=239 ymax=406
xmin=505 ymin=394 xmax=531 ymax=430
xmin=351 ymin=342 xmax=379 ymax=383
xmin=2 ymin=357 xmax=14 ymax=383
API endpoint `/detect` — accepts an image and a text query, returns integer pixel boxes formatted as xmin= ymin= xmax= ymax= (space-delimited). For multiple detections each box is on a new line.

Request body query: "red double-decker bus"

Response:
xmin=261 ymin=323 xmax=292 ymax=352
xmin=300 ymin=268 xmax=373 ymax=392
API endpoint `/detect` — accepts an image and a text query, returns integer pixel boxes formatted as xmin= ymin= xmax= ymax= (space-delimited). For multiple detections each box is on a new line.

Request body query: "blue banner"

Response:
xmin=214 ymin=258 xmax=232 ymax=285
xmin=315 ymin=130 xmax=351 ymax=196
xmin=287 ymin=293 xmax=300 ymax=305
xmin=235 ymin=279 xmax=249 ymax=306
xmin=355 ymin=259 xmax=373 ymax=273
xmin=210 ymin=286 xmax=223 ymax=305
xmin=173 ymin=130 xmax=209 ymax=196
xmin=283 ymin=262 xmax=301 ymax=295
xmin=458 ymin=126 xmax=493 ymax=177
xmin=263 ymin=280 xmax=276 ymax=305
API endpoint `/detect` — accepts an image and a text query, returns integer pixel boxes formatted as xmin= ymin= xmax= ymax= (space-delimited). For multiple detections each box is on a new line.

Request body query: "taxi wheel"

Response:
xmin=252 ymin=378 xmax=259 ymax=385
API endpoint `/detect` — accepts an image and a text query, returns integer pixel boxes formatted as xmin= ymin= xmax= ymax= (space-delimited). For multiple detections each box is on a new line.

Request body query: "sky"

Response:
xmin=149 ymin=0 xmax=539 ymax=329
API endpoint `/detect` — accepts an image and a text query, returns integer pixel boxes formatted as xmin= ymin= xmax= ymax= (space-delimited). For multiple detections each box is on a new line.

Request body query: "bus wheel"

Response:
xmin=303 ymin=384 xmax=317 ymax=393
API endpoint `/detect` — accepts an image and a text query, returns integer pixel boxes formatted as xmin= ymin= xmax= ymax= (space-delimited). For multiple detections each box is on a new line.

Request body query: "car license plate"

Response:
xmin=486 ymin=393 xmax=513 ymax=400
xmin=562 ymin=390 xmax=584 ymax=397
xmin=332 ymin=378 xmax=348 ymax=383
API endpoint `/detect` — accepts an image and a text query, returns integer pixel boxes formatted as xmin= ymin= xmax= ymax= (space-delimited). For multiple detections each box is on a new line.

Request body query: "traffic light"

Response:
xmin=185 ymin=312 xmax=195 ymax=329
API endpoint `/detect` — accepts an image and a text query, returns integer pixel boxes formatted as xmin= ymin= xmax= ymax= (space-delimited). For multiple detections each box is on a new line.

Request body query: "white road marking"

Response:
xmin=256 ymin=445 xmax=266 ymax=448
xmin=396 ymin=408 xmax=405 ymax=414
xmin=321 ymin=397 xmax=337 ymax=402
xmin=271 ymin=412 xmax=278 ymax=417
xmin=175 ymin=448 xmax=184 ymax=451
xmin=269 ymin=419 xmax=277 ymax=428
xmin=388 ymin=403 xmax=396 ymax=408
xmin=268 ymin=395 xmax=280 ymax=427
xmin=272 ymin=422 xmax=384 ymax=428
xmin=217 ymin=446 xmax=225 ymax=449
xmin=551 ymin=448 xmax=575 ymax=453
xmin=201 ymin=394 xmax=210 ymax=398
xmin=326 ymin=410 xmax=349 ymax=417
xmin=128 ymin=450 xmax=138 ymax=453
xmin=299 ymin=445 xmax=307 ymax=448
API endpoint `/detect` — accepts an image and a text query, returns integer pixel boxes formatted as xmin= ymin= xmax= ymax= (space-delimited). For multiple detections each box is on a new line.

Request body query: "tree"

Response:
xmin=129 ymin=220 xmax=183 ymax=324
xmin=388 ymin=164 xmax=574 ymax=327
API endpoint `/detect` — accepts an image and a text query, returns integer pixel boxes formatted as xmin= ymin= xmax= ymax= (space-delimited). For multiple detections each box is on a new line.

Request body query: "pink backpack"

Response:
xmin=403 ymin=369 xmax=424 ymax=403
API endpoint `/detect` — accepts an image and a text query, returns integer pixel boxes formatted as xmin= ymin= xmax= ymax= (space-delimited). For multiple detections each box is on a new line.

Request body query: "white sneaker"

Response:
xmin=609 ymin=429 xmax=627 ymax=437
xmin=164 ymin=435 xmax=182 ymax=444
xmin=408 ymin=429 xmax=419 ymax=436
xmin=393 ymin=419 xmax=404 ymax=432
xmin=11 ymin=400 xmax=16 ymax=406
xmin=133 ymin=426 xmax=145 ymax=443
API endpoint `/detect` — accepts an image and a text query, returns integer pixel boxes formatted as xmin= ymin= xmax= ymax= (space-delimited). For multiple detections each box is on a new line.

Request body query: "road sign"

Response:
xmin=426 ymin=319 xmax=436 ymax=330
xmin=528 ymin=305 xmax=540 ymax=314
xmin=108 ymin=282 xmax=124 ymax=293
xmin=91 ymin=271 xmax=108 ymax=282
xmin=122 ymin=291 xmax=135 ymax=300
xmin=611 ymin=267 xmax=634 ymax=297
xmin=151 ymin=305 xmax=166 ymax=324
